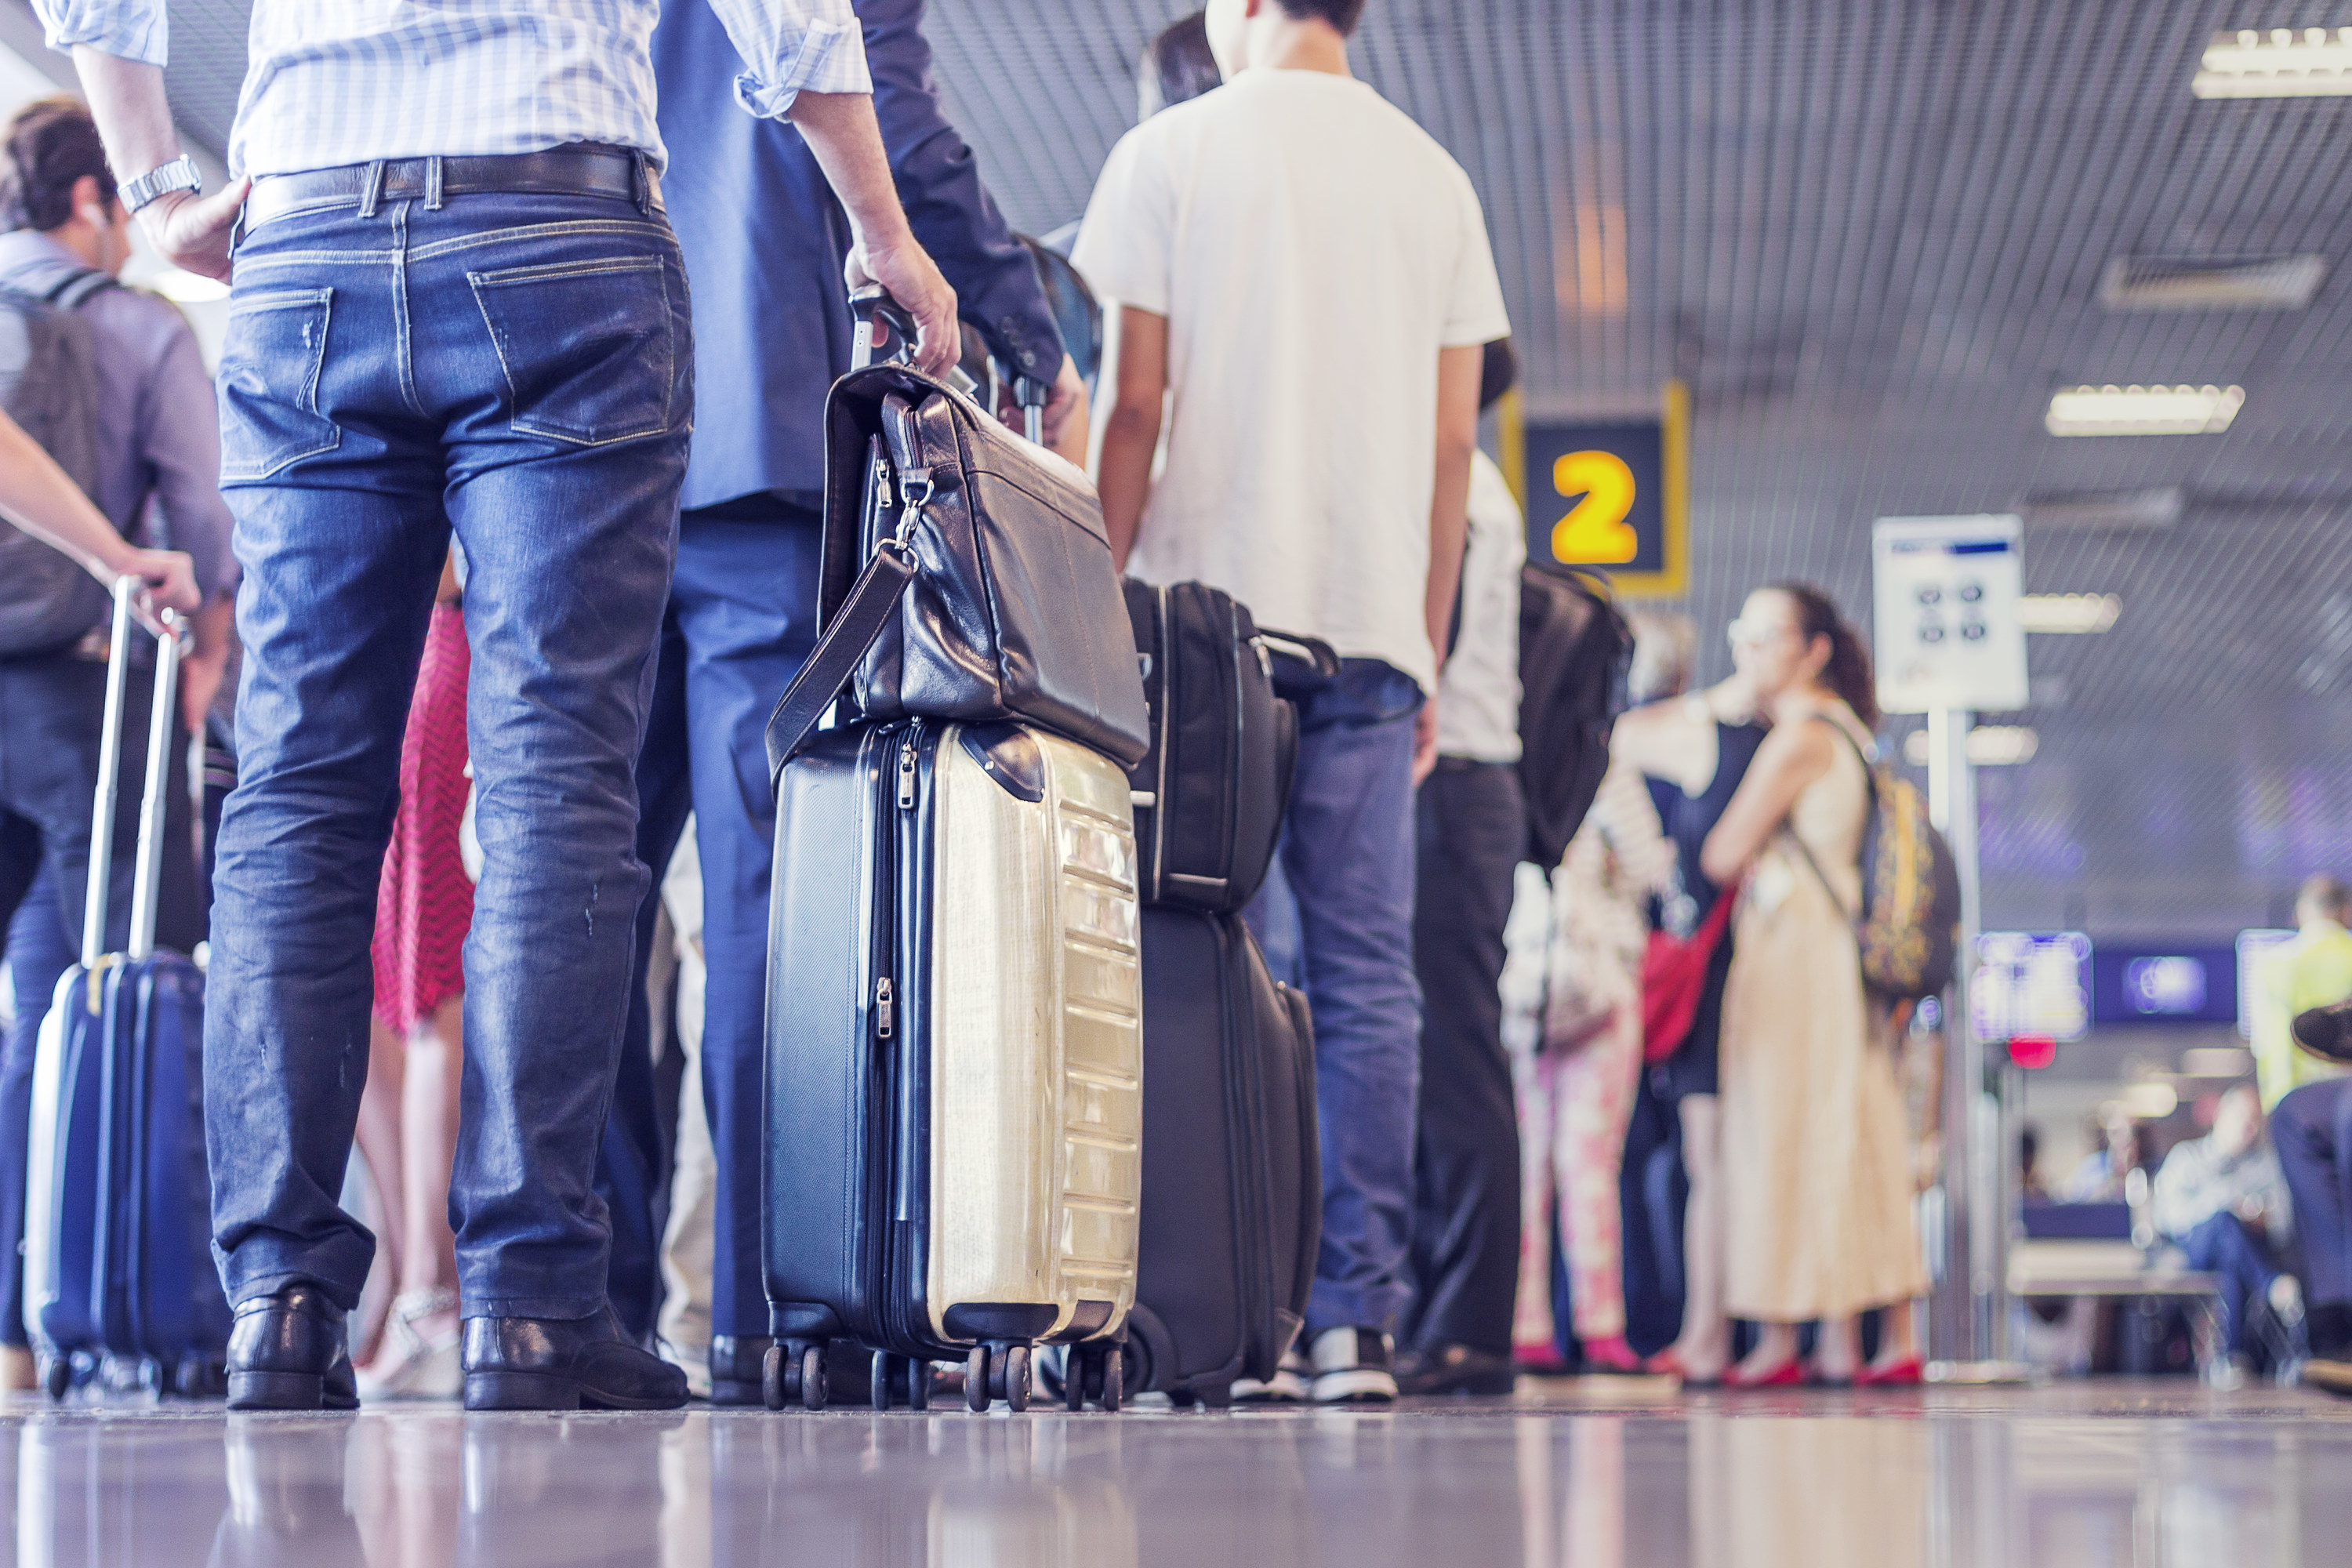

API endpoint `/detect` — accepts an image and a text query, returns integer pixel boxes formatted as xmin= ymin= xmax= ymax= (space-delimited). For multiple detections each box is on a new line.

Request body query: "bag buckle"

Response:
xmin=897 ymin=467 xmax=935 ymax=511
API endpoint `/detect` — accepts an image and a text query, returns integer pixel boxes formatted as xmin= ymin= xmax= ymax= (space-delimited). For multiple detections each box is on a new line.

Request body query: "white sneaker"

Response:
xmin=354 ymin=1287 xmax=462 ymax=1401
xmin=1232 ymin=1346 xmax=1311 ymax=1404
xmin=1308 ymin=1327 xmax=1396 ymax=1405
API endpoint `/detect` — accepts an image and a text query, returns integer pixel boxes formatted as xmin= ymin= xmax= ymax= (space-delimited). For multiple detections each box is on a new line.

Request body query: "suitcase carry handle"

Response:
xmin=81 ymin=577 xmax=187 ymax=973
xmin=1254 ymin=627 xmax=1341 ymax=681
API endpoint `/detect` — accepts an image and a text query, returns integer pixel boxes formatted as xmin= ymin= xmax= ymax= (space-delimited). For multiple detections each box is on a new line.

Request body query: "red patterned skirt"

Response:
xmin=372 ymin=601 xmax=473 ymax=1034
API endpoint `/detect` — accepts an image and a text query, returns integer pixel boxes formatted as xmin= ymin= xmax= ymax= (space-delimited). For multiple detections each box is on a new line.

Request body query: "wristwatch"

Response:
xmin=120 ymin=155 xmax=202 ymax=216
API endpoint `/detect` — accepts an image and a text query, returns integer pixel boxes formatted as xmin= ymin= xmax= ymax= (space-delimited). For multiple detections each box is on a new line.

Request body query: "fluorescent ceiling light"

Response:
xmin=2045 ymin=384 xmax=2243 ymax=437
xmin=2194 ymin=27 xmax=2352 ymax=98
xmin=1901 ymin=726 xmax=2039 ymax=768
xmin=2180 ymin=1047 xmax=2253 ymax=1078
xmin=2020 ymin=485 xmax=2184 ymax=532
xmin=147 ymin=267 xmax=229 ymax=304
xmin=2016 ymin=593 xmax=2121 ymax=634
xmin=2099 ymin=254 xmax=2326 ymax=311
xmin=2122 ymin=1080 xmax=2180 ymax=1120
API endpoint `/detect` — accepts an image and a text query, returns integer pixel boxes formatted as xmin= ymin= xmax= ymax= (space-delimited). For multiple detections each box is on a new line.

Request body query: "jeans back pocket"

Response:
xmin=217 ymin=289 xmax=339 ymax=484
xmin=469 ymin=256 xmax=677 ymax=447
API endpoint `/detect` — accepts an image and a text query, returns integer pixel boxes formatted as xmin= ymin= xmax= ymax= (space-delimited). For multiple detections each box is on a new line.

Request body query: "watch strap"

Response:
xmin=121 ymin=155 xmax=201 ymax=216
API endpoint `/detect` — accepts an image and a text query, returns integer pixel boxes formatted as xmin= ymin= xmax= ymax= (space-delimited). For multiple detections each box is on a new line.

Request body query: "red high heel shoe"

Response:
xmin=1581 ymin=1335 xmax=1643 ymax=1374
xmin=1856 ymin=1356 xmax=1925 ymax=1388
xmin=1642 ymin=1348 xmax=1722 ymax=1388
xmin=1722 ymin=1354 xmax=1804 ymax=1389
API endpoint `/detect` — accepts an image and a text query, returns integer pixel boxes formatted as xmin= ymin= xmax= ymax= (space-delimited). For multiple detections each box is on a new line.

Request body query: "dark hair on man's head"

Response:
xmin=1478 ymin=338 xmax=1518 ymax=412
xmin=1139 ymin=13 xmax=1224 ymax=118
xmin=2299 ymin=873 xmax=2352 ymax=923
xmin=1275 ymin=0 xmax=1370 ymax=34
xmin=1767 ymin=580 xmax=1880 ymax=729
xmin=2 ymin=96 xmax=114 ymax=234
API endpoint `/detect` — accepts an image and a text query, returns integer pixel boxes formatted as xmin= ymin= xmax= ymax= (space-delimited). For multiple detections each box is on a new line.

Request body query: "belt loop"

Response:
xmin=357 ymin=159 xmax=385 ymax=220
xmin=425 ymin=154 xmax=445 ymax=212
xmin=632 ymin=151 xmax=652 ymax=218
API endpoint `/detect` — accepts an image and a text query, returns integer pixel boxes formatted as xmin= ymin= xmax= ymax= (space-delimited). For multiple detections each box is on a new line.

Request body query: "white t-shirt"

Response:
xmin=1073 ymin=69 xmax=1510 ymax=695
xmin=1436 ymin=450 xmax=1526 ymax=762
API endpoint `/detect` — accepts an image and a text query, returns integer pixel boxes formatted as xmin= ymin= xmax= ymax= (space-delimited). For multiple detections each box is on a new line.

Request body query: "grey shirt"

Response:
xmin=0 ymin=230 xmax=238 ymax=604
xmin=2152 ymin=1133 xmax=2294 ymax=1247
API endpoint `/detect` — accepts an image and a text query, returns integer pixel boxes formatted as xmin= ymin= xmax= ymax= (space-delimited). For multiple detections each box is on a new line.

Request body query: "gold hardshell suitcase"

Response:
xmin=763 ymin=717 xmax=1142 ymax=1413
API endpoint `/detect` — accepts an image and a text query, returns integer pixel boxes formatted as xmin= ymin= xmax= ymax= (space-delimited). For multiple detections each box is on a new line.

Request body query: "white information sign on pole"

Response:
xmin=1871 ymin=515 xmax=2029 ymax=715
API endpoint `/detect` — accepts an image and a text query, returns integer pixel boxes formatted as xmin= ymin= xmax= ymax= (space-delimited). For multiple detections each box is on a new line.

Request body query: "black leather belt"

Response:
xmin=242 ymin=144 xmax=660 ymax=231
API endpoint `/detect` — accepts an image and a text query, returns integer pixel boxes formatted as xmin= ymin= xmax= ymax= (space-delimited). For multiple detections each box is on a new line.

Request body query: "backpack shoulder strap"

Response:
xmin=44 ymin=268 xmax=117 ymax=310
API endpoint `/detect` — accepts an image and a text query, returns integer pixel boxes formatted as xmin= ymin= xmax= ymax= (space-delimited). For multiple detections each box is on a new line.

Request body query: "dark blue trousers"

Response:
xmin=2275 ymin=1078 xmax=2352 ymax=1308
xmin=2176 ymin=1211 xmax=2283 ymax=1359
xmin=616 ymin=506 xmax=823 ymax=1342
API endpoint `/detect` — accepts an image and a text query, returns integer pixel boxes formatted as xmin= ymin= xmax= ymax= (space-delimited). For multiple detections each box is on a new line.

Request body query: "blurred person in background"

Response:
xmin=2277 ymin=998 xmax=2352 ymax=1395
xmin=2151 ymin=1083 xmax=2293 ymax=1379
xmin=2063 ymin=1111 xmax=2144 ymax=1202
xmin=1700 ymin=583 xmax=1926 ymax=1386
xmin=638 ymin=0 xmax=1080 ymax=1405
xmin=349 ymin=550 xmax=471 ymax=1399
xmin=1397 ymin=341 xmax=1523 ymax=1397
xmin=1139 ymin=9 xmax=1225 ymax=118
xmin=1 ymin=97 xmax=220 ymax=1394
xmin=1606 ymin=630 xmax=1767 ymax=1383
xmin=2252 ymin=876 xmax=2352 ymax=1110
xmin=1507 ymin=615 xmax=1679 ymax=1377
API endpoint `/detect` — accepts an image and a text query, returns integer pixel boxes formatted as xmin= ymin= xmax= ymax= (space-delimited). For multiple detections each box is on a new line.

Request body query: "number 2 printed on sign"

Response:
xmin=1550 ymin=450 xmax=1639 ymax=565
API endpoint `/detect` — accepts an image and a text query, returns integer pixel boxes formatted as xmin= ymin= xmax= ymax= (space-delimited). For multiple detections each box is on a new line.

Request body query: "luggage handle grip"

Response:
xmin=850 ymin=285 xmax=922 ymax=373
xmin=82 ymin=579 xmax=187 ymax=971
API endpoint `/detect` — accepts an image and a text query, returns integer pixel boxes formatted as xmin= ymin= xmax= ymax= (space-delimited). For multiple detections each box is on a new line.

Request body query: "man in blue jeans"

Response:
xmin=1077 ymin=0 xmax=1507 ymax=1402
xmin=50 ymin=0 xmax=958 ymax=1411
xmin=2273 ymin=1005 xmax=2352 ymax=1394
xmin=628 ymin=0 xmax=1086 ymax=1403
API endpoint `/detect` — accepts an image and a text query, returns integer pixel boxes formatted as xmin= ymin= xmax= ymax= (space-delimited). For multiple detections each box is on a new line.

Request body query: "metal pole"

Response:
xmin=1926 ymin=705 xmax=2001 ymax=1360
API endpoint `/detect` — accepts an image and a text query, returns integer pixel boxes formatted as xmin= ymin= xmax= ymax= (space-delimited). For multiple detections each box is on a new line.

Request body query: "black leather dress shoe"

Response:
xmin=463 ymin=1307 xmax=689 ymax=1411
xmin=226 ymin=1284 xmax=361 ymax=1411
xmin=709 ymin=1335 xmax=771 ymax=1407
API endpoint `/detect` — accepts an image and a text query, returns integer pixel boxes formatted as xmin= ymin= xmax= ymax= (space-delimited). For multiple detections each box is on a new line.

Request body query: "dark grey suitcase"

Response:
xmin=1124 ymin=907 xmax=1319 ymax=1405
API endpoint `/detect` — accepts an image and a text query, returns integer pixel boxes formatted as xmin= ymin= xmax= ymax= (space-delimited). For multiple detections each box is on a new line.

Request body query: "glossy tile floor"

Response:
xmin=6 ymin=1379 xmax=2350 ymax=1566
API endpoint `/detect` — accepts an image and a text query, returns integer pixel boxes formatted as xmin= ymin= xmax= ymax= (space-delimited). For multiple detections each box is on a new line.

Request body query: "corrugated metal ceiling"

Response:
xmin=118 ymin=0 xmax=2352 ymax=938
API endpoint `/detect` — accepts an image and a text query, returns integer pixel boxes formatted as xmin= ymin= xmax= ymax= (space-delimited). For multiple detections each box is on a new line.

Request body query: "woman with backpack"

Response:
xmin=1700 ymin=583 xmax=1926 ymax=1386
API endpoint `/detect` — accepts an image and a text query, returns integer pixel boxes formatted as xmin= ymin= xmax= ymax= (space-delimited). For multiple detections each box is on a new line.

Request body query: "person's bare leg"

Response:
xmin=352 ymin=1018 xmax=408 ymax=1366
xmin=1813 ymin=1314 xmax=1861 ymax=1381
xmin=1869 ymin=1298 xmax=1921 ymax=1373
xmin=1732 ymin=1320 xmax=1798 ymax=1381
xmin=1665 ymin=1094 xmax=1728 ymax=1378
xmin=397 ymin=993 xmax=464 ymax=1343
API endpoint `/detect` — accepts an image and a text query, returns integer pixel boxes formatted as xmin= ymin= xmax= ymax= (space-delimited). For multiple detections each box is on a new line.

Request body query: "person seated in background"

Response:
xmin=1076 ymin=0 xmax=1508 ymax=1402
xmin=2151 ymin=1083 xmax=2294 ymax=1379
xmin=2063 ymin=1112 xmax=2143 ymax=1203
xmin=2254 ymin=876 xmax=2352 ymax=1111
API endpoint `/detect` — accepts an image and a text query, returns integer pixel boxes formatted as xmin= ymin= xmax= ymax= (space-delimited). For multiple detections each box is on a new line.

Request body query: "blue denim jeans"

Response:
xmin=2276 ymin=1078 xmax=2352 ymax=1308
xmin=1245 ymin=658 xmax=1426 ymax=1334
xmin=206 ymin=189 xmax=691 ymax=1319
xmin=618 ymin=505 xmax=823 ymax=1343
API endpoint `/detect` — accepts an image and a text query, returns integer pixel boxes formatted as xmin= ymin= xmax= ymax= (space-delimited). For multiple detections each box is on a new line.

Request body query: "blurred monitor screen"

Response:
xmin=2237 ymin=928 xmax=2296 ymax=1043
xmin=2092 ymin=944 xmax=2238 ymax=1025
xmin=1973 ymin=931 xmax=2090 ymax=1044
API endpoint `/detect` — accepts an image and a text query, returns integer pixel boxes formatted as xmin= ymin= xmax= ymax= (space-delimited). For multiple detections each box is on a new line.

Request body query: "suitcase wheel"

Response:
xmin=873 ymin=1353 xmax=931 ymax=1412
xmin=906 ymin=1356 xmax=931 ymax=1411
xmin=764 ymin=1340 xmax=829 ymax=1412
xmin=964 ymin=1346 xmax=992 ymax=1413
xmin=40 ymin=1356 xmax=69 ymax=1403
xmin=989 ymin=1343 xmax=1031 ymax=1414
xmin=1083 ymin=1344 xmax=1123 ymax=1414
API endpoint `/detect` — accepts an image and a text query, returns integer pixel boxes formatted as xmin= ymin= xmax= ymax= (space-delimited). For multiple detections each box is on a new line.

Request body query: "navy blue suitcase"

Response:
xmin=23 ymin=583 xmax=227 ymax=1399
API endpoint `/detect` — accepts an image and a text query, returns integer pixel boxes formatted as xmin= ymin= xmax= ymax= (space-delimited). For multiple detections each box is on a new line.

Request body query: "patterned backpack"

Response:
xmin=1794 ymin=718 xmax=1962 ymax=1001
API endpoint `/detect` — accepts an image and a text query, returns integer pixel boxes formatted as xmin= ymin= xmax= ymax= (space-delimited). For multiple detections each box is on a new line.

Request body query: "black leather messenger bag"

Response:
xmin=764 ymin=290 xmax=1150 ymax=780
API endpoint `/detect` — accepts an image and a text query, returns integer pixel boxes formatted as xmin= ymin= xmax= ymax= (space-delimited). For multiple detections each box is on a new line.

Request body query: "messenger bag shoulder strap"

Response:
xmin=760 ymin=540 xmax=919 ymax=782
xmin=44 ymin=267 xmax=117 ymax=310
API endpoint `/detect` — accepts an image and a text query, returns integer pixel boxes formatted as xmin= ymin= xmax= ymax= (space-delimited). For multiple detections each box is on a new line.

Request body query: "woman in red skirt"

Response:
xmin=354 ymin=554 xmax=471 ymax=1399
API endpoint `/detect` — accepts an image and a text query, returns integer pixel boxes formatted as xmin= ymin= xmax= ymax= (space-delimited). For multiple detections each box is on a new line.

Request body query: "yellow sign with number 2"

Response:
xmin=1549 ymin=450 xmax=1639 ymax=565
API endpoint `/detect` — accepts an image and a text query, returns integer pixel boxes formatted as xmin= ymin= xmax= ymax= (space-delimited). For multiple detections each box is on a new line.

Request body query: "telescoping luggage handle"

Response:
xmin=82 ymin=575 xmax=188 ymax=978
xmin=849 ymin=285 xmax=1045 ymax=441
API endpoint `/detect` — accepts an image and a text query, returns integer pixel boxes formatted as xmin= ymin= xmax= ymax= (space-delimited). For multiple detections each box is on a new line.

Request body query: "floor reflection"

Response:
xmin=2 ymin=1388 xmax=2349 ymax=1567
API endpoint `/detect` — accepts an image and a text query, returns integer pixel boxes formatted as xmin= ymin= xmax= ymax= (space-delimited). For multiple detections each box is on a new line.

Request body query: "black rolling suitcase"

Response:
xmin=1116 ymin=578 xmax=1330 ymax=1403
xmin=1126 ymin=907 xmax=1319 ymax=1403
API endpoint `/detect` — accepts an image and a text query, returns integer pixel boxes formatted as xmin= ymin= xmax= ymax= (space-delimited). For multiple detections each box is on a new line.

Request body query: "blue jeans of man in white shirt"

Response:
xmin=205 ymin=189 xmax=691 ymax=1322
xmin=1247 ymin=658 xmax=1426 ymax=1337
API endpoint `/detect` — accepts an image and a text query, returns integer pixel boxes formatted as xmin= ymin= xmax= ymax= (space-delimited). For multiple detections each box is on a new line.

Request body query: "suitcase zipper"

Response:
xmin=898 ymin=737 xmax=917 ymax=809
xmin=875 ymin=976 xmax=895 ymax=1040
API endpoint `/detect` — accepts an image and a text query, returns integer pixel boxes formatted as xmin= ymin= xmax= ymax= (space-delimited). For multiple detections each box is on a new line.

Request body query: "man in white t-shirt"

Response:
xmin=1074 ymin=0 xmax=1509 ymax=1404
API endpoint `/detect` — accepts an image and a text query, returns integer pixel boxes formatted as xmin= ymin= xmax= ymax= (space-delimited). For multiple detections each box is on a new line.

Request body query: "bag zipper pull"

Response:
xmin=876 ymin=976 xmax=895 ymax=1040
xmin=897 ymin=738 xmax=917 ymax=808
